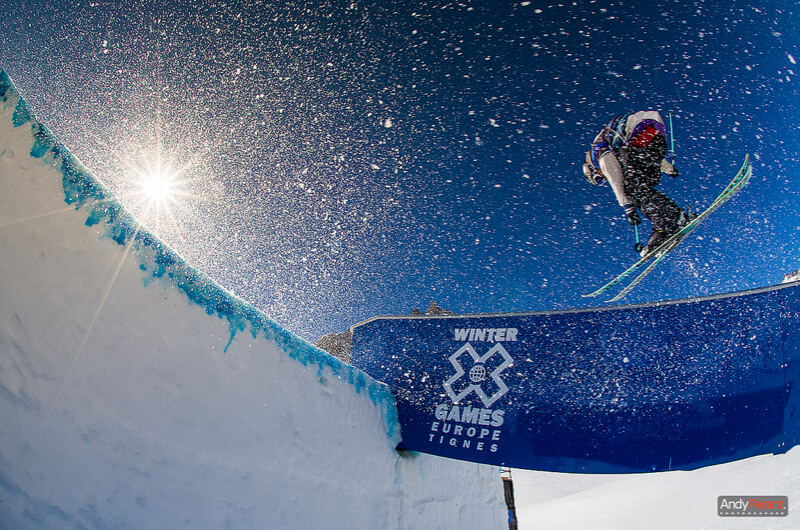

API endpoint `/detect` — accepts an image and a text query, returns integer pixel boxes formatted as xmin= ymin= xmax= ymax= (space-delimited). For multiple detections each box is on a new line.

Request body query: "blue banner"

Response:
xmin=352 ymin=283 xmax=800 ymax=473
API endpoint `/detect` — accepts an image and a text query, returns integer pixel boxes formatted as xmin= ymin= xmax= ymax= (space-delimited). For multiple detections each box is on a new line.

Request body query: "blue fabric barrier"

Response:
xmin=352 ymin=283 xmax=800 ymax=473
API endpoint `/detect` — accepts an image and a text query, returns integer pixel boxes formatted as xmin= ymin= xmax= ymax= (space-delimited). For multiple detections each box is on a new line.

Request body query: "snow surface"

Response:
xmin=0 ymin=71 xmax=505 ymax=528
xmin=514 ymin=445 xmax=800 ymax=529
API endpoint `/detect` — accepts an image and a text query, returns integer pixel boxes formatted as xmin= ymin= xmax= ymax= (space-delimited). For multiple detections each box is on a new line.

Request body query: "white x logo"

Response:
xmin=443 ymin=343 xmax=513 ymax=407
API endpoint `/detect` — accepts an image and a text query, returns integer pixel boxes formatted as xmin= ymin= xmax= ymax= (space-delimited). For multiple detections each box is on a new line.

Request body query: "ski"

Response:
xmin=583 ymin=155 xmax=752 ymax=300
xmin=605 ymin=236 xmax=686 ymax=302
xmin=606 ymin=159 xmax=751 ymax=301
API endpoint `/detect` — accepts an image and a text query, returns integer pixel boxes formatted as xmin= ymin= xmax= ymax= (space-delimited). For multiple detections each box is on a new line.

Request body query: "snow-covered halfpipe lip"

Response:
xmin=0 ymin=68 xmax=399 ymax=437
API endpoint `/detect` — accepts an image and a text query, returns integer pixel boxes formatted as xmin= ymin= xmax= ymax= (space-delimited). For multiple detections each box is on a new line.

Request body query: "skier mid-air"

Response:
xmin=582 ymin=110 xmax=692 ymax=256
xmin=581 ymin=111 xmax=752 ymax=300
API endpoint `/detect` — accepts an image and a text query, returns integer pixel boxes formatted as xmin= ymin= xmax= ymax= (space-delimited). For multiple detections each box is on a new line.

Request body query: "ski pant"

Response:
xmin=623 ymin=135 xmax=682 ymax=233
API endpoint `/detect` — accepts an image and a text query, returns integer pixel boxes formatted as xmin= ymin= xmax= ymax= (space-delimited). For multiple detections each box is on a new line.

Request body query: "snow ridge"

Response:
xmin=0 ymin=68 xmax=399 ymax=439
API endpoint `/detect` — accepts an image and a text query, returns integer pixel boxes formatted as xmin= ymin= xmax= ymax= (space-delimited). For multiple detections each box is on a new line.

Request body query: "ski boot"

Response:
xmin=639 ymin=229 xmax=672 ymax=258
xmin=677 ymin=206 xmax=698 ymax=229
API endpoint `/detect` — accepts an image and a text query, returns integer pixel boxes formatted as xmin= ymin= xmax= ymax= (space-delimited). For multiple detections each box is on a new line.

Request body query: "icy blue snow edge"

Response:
xmin=0 ymin=68 xmax=400 ymax=442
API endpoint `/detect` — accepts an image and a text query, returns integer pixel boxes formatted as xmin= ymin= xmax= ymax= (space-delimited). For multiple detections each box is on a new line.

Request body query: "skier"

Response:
xmin=582 ymin=110 xmax=690 ymax=256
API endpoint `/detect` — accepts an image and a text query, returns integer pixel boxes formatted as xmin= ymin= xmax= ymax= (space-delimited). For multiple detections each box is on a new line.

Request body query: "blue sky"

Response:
xmin=1 ymin=0 xmax=798 ymax=339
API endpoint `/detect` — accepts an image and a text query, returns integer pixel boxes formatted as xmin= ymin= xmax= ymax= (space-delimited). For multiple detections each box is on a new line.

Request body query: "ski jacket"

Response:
xmin=591 ymin=111 xmax=675 ymax=206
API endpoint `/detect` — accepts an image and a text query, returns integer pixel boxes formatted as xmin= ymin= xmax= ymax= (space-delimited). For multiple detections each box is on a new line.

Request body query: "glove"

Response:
xmin=624 ymin=204 xmax=641 ymax=226
xmin=661 ymin=159 xmax=679 ymax=178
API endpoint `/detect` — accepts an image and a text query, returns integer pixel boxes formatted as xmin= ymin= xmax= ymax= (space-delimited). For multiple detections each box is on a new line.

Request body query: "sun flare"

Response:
xmin=139 ymin=166 xmax=179 ymax=206
xmin=103 ymin=125 xmax=217 ymax=246
xmin=120 ymin=153 xmax=196 ymax=239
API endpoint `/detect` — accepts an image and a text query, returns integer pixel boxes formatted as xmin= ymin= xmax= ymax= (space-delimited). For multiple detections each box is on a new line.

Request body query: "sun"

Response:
xmin=103 ymin=124 xmax=216 ymax=244
xmin=139 ymin=165 xmax=179 ymax=206
xmin=131 ymin=159 xmax=186 ymax=213
xmin=121 ymin=154 xmax=195 ymax=238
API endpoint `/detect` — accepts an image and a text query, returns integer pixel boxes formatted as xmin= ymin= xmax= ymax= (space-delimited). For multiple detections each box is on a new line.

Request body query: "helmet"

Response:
xmin=582 ymin=151 xmax=605 ymax=185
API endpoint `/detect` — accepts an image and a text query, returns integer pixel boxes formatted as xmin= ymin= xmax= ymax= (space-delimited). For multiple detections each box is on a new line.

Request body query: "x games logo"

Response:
xmin=443 ymin=343 xmax=513 ymax=407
